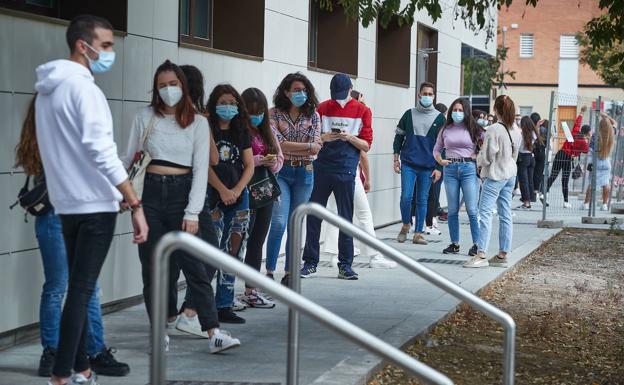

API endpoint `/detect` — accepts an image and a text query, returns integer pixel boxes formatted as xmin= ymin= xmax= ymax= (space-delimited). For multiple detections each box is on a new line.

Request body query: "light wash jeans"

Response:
xmin=444 ymin=162 xmax=480 ymax=245
xmin=265 ymin=163 xmax=314 ymax=272
xmin=477 ymin=177 xmax=516 ymax=255
xmin=35 ymin=210 xmax=105 ymax=357
xmin=400 ymin=164 xmax=433 ymax=233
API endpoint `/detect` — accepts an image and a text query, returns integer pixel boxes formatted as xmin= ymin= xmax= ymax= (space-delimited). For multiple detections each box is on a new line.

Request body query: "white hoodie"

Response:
xmin=35 ymin=59 xmax=127 ymax=214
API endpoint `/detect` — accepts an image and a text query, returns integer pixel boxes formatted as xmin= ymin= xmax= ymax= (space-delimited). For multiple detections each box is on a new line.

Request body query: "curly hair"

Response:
xmin=14 ymin=96 xmax=43 ymax=177
xmin=273 ymin=72 xmax=319 ymax=117
xmin=206 ymin=84 xmax=251 ymax=145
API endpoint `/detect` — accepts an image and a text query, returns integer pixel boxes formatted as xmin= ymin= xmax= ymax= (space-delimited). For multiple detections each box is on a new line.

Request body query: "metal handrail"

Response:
xmin=150 ymin=231 xmax=454 ymax=385
xmin=288 ymin=203 xmax=516 ymax=385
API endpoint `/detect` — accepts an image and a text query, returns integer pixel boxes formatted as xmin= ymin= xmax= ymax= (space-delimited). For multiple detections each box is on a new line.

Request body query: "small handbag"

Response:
xmin=248 ymin=166 xmax=281 ymax=209
xmin=127 ymin=115 xmax=157 ymax=199
xmin=10 ymin=176 xmax=52 ymax=221
xmin=572 ymin=162 xmax=583 ymax=180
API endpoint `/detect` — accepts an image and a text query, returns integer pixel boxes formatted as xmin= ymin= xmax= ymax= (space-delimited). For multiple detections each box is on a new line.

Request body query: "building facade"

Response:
xmin=0 ymin=0 xmax=495 ymax=337
xmin=498 ymin=0 xmax=624 ymax=119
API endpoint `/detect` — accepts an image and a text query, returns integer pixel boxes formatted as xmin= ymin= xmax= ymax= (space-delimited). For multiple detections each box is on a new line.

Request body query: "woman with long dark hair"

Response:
xmin=15 ymin=98 xmax=130 ymax=377
xmin=239 ymin=87 xmax=284 ymax=307
xmin=516 ymin=116 xmax=541 ymax=209
xmin=530 ymin=113 xmax=547 ymax=198
xmin=433 ymin=98 xmax=483 ymax=256
xmin=464 ymin=95 xmax=522 ymax=268
xmin=123 ymin=60 xmax=239 ymax=352
xmin=266 ymin=72 xmax=321 ymax=285
xmin=206 ymin=84 xmax=254 ymax=323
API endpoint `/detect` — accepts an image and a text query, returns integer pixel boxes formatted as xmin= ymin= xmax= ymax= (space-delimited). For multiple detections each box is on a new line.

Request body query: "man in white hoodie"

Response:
xmin=34 ymin=15 xmax=148 ymax=385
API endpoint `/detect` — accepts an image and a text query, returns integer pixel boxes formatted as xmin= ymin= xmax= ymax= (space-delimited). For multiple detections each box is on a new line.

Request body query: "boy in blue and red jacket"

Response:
xmin=393 ymin=82 xmax=444 ymax=245
xmin=301 ymin=73 xmax=373 ymax=280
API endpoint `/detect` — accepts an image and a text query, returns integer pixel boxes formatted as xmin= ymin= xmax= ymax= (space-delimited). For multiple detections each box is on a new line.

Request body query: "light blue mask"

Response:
xmin=419 ymin=95 xmax=433 ymax=108
xmin=290 ymin=91 xmax=308 ymax=107
xmin=477 ymin=118 xmax=488 ymax=126
xmin=84 ymin=43 xmax=115 ymax=74
xmin=216 ymin=105 xmax=239 ymax=121
xmin=250 ymin=113 xmax=265 ymax=127
xmin=452 ymin=111 xmax=465 ymax=123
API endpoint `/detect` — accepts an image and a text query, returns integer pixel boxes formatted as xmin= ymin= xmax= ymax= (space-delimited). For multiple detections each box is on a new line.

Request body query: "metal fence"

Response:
xmin=539 ymin=91 xmax=624 ymax=225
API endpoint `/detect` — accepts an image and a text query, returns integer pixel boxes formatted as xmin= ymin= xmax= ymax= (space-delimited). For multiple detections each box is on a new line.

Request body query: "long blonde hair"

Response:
xmin=597 ymin=117 xmax=615 ymax=160
xmin=14 ymin=96 xmax=43 ymax=176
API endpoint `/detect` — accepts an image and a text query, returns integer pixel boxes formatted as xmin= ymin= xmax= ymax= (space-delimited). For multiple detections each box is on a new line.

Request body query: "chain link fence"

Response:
xmin=537 ymin=91 xmax=624 ymax=226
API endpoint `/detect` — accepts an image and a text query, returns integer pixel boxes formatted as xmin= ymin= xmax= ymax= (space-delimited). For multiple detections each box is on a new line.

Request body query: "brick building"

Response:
xmin=498 ymin=0 xmax=624 ymax=120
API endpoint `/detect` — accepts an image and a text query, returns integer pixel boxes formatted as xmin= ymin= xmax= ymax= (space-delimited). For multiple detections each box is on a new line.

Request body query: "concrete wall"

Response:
xmin=0 ymin=0 xmax=494 ymax=334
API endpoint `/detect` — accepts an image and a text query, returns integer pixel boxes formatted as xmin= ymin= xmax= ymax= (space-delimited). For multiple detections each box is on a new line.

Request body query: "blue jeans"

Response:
xmin=213 ymin=189 xmax=250 ymax=310
xmin=35 ymin=210 xmax=105 ymax=357
xmin=477 ymin=177 xmax=515 ymax=254
xmin=303 ymin=171 xmax=355 ymax=267
xmin=265 ymin=163 xmax=314 ymax=272
xmin=400 ymin=164 xmax=433 ymax=233
xmin=444 ymin=162 xmax=480 ymax=245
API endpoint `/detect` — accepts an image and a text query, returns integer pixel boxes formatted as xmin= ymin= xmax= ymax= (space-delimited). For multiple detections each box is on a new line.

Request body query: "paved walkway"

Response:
xmin=0 ymin=208 xmax=562 ymax=385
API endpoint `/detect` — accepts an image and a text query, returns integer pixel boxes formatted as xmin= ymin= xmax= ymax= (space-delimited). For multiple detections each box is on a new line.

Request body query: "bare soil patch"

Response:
xmin=369 ymin=228 xmax=624 ymax=385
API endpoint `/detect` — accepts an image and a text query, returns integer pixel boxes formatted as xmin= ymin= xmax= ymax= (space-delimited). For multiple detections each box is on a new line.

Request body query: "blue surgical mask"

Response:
xmin=84 ymin=42 xmax=115 ymax=74
xmin=420 ymin=95 xmax=433 ymax=108
xmin=216 ymin=105 xmax=239 ymax=121
xmin=290 ymin=91 xmax=308 ymax=107
xmin=451 ymin=111 xmax=465 ymax=123
xmin=250 ymin=113 xmax=264 ymax=127
xmin=477 ymin=118 xmax=488 ymax=126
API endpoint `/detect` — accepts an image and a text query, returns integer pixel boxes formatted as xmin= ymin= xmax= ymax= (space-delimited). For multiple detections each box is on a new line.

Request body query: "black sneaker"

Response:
xmin=443 ymin=243 xmax=460 ymax=254
xmin=218 ymin=308 xmax=246 ymax=324
xmin=89 ymin=347 xmax=130 ymax=377
xmin=280 ymin=273 xmax=290 ymax=287
xmin=468 ymin=244 xmax=478 ymax=256
xmin=38 ymin=347 xmax=55 ymax=377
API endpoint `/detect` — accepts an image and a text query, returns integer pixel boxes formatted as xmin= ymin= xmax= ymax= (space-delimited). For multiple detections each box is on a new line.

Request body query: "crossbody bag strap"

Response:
xmin=140 ymin=115 xmax=158 ymax=151
xmin=499 ymin=122 xmax=515 ymax=151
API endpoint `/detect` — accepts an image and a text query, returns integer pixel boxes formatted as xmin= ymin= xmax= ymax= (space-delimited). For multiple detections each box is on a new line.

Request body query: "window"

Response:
xmin=0 ymin=0 xmax=128 ymax=31
xmin=308 ymin=0 xmax=358 ymax=76
xmin=416 ymin=24 xmax=438 ymax=92
xmin=519 ymin=106 xmax=533 ymax=116
xmin=519 ymin=34 xmax=534 ymax=58
xmin=560 ymin=35 xmax=578 ymax=58
xmin=376 ymin=16 xmax=411 ymax=86
xmin=179 ymin=0 xmax=265 ymax=59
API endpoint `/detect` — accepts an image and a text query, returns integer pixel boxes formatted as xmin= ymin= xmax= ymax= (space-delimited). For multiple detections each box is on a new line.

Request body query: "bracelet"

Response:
xmin=129 ymin=200 xmax=142 ymax=211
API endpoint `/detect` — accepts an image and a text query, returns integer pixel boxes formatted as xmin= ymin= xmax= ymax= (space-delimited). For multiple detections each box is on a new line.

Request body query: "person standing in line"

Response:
xmin=265 ymin=73 xmax=321 ymax=286
xmin=300 ymin=74 xmax=373 ymax=280
xmin=393 ymin=82 xmax=444 ymax=245
xmin=123 ymin=61 xmax=240 ymax=351
xmin=15 ymin=98 xmax=130 ymax=379
xmin=583 ymin=113 xmax=616 ymax=211
xmin=544 ymin=109 xmax=590 ymax=207
xmin=322 ymin=90 xmax=397 ymax=269
xmin=206 ymin=84 xmax=254 ymax=324
xmin=433 ymin=98 xmax=483 ymax=257
xmin=239 ymin=87 xmax=284 ymax=307
xmin=515 ymin=116 xmax=542 ymax=210
xmin=530 ymin=113 xmax=547 ymax=199
xmin=464 ymin=95 xmax=522 ymax=269
xmin=34 ymin=15 xmax=149 ymax=385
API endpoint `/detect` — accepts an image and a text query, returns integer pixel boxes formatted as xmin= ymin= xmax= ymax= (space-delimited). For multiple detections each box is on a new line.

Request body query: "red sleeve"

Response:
xmin=316 ymin=101 xmax=327 ymax=119
xmin=573 ymin=136 xmax=589 ymax=154
xmin=572 ymin=114 xmax=582 ymax=134
xmin=358 ymin=106 xmax=373 ymax=146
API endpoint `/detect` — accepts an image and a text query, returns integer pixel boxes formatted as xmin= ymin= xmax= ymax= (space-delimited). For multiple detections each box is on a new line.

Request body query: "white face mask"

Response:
xmin=335 ymin=95 xmax=351 ymax=108
xmin=158 ymin=86 xmax=183 ymax=107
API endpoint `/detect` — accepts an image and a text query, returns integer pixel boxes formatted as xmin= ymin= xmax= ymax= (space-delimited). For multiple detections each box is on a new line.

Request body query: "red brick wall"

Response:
xmin=498 ymin=0 xmax=605 ymax=85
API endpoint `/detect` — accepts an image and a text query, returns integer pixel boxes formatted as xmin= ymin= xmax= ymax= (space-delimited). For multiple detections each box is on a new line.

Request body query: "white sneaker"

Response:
xmin=463 ymin=255 xmax=489 ymax=268
xmin=582 ymin=202 xmax=590 ymax=210
xmin=208 ymin=328 xmax=241 ymax=353
xmin=425 ymin=226 xmax=442 ymax=235
xmin=563 ymin=202 xmax=572 ymax=208
xmin=166 ymin=316 xmax=178 ymax=331
xmin=176 ymin=313 xmax=209 ymax=338
xmin=601 ymin=204 xmax=608 ymax=211
xmin=369 ymin=255 xmax=397 ymax=269
xmin=232 ymin=298 xmax=247 ymax=312
xmin=71 ymin=372 xmax=98 ymax=385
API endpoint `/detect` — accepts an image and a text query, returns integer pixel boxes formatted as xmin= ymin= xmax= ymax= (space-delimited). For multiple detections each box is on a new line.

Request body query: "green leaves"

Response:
xmin=578 ymin=26 xmax=624 ymax=90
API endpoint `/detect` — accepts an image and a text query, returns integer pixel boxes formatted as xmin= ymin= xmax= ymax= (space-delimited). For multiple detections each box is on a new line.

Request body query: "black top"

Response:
xmin=212 ymin=128 xmax=251 ymax=190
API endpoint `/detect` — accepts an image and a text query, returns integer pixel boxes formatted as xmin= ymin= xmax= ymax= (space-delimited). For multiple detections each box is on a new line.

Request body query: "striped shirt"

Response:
xmin=269 ymin=107 xmax=321 ymax=161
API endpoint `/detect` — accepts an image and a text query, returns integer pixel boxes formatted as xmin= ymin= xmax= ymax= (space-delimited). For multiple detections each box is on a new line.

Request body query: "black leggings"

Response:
xmin=546 ymin=150 xmax=573 ymax=202
xmin=533 ymin=145 xmax=546 ymax=194
xmin=244 ymin=202 xmax=274 ymax=288
xmin=425 ymin=178 xmax=442 ymax=227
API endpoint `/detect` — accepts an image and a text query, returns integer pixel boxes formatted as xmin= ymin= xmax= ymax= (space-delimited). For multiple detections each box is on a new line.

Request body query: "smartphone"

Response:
xmin=264 ymin=154 xmax=277 ymax=161
xmin=331 ymin=128 xmax=342 ymax=134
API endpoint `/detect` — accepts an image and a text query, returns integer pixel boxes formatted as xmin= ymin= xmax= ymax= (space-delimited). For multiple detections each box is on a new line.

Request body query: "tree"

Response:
xmin=318 ymin=0 xmax=622 ymax=59
xmin=578 ymin=16 xmax=624 ymax=89
xmin=463 ymin=46 xmax=516 ymax=95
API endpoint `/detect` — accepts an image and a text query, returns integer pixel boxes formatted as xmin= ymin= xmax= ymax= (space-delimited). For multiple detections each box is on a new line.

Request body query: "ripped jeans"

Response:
xmin=210 ymin=188 xmax=250 ymax=310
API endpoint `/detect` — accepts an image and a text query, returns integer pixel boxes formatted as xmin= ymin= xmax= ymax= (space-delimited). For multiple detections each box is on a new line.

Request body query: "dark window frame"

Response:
xmin=179 ymin=0 xmax=212 ymax=48
xmin=375 ymin=15 xmax=411 ymax=87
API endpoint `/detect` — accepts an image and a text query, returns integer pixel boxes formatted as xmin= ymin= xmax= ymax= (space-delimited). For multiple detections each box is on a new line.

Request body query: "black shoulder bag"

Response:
xmin=248 ymin=166 xmax=281 ymax=209
xmin=10 ymin=176 xmax=53 ymax=221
